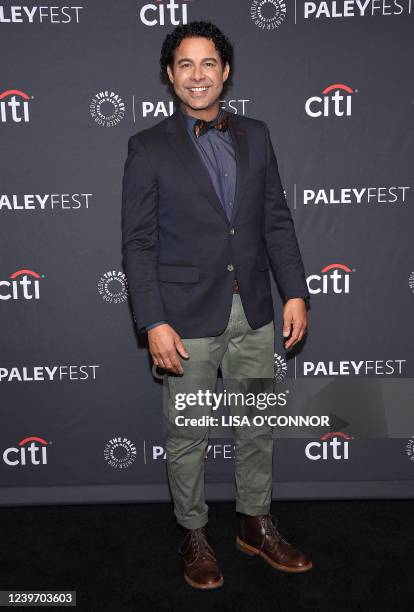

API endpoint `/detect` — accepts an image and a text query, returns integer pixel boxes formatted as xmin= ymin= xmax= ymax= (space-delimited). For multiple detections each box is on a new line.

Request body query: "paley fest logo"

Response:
xmin=139 ymin=0 xmax=190 ymax=27
xmin=250 ymin=0 xmax=287 ymax=30
xmin=89 ymin=91 xmax=126 ymax=127
xmin=0 ymin=5 xmax=83 ymax=23
xmin=104 ymin=437 xmax=137 ymax=469
xmin=0 ymin=269 xmax=44 ymax=301
xmin=303 ymin=1 xmax=413 ymax=19
xmin=150 ymin=441 xmax=236 ymax=461
xmin=3 ymin=436 xmax=50 ymax=467
xmin=98 ymin=271 xmax=128 ymax=304
xmin=302 ymin=185 xmax=411 ymax=206
xmin=0 ymin=89 xmax=32 ymax=123
xmin=307 ymin=263 xmax=354 ymax=295
xmin=0 ymin=193 xmax=93 ymax=211
xmin=305 ymin=431 xmax=353 ymax=461
xmin=140 ymin=98 xmax=251 ymax=119
xmin=305 ymin=83 xmax=356 ymax=118
xmin=0 ymin=364 xmax=100 ymax=383
xmin=303 ymin=359 xmax=406 ymax=376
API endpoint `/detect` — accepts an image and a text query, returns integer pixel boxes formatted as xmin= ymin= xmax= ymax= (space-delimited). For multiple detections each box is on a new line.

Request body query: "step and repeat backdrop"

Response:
xmin=1 ymin=1 xmax=414 ymax=505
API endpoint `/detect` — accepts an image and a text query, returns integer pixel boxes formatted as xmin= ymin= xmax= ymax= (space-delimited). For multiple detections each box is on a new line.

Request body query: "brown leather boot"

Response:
xmin=178 ymin=525 xmax=224 ymax=589
xmin=236 ymin=513 xmax=312 ymax=573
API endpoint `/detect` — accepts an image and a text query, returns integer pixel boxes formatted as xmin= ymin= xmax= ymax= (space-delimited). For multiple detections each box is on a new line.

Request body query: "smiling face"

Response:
xmin=166 ymin=36 xmax=230 ymax=121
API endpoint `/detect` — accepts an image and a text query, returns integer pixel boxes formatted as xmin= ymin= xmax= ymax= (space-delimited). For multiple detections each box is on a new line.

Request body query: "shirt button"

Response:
xmin=229 ymin=228 xmax=235 ymax=235
xmin=227 ymin=264 xmax=234 ymax=272
xmin=224 ymin=172 xmax=228 ymax=177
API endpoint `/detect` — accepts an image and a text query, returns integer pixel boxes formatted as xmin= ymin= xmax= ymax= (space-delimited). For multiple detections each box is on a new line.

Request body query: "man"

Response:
xmin=122 ymin=21 xmax=312 ymax=589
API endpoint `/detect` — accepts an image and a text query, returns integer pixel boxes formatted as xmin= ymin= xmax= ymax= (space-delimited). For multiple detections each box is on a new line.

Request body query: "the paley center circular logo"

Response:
xmin=274 ymin=352 xmax=288 ymax=382
xmin=104 ymin=437 xmax=137 ymax=469
xmin=250 ymin=0 xmax=286 ymax=30
xmin=408 ymin=272 xmax=414 ymax=294
xmin=98 ymin=270 xmax=128 ymax=304
xmin=405 ymin=436 xmax=414 ymax=463
xmin=89 ymin=90 xmax=126 ymax=127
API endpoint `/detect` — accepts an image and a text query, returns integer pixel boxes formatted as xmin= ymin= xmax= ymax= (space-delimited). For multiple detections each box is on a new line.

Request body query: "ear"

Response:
xmin=166 ymin=64 xmax=174 ymax=84
xmin=222 ymin=61 xmax=230 ymax=83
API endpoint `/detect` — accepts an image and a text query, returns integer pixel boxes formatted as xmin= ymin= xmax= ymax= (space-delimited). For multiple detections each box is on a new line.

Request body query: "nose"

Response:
xmin=192 ymin=65 xmax=204 ymax=81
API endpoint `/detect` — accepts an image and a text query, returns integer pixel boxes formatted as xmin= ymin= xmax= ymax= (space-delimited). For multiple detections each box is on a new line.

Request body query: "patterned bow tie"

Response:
xmin=193 ymin=112 xmax=229 ymax=139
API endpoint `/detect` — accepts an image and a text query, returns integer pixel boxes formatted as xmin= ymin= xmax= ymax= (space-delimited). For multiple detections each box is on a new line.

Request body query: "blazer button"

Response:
xmin=227 ymin=264 xmax=234 ymax=272
xmin=229 ymin=227 xmax=235 ymax=235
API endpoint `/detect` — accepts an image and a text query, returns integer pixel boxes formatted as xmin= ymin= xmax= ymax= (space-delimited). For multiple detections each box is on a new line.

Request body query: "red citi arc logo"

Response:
xmin=305 ymin=83 xmax=355 ymax=117
xmin=305 ymin=431 xmax=353 ymax=461
xmin=0 ymin=269 xmax=42 ymax=300
xmin=3 ymin=436 xmax=49 ymax=466
xmin=0 ymin=89 xmax=31 ymax=122
xmin=307 ymin=263 xmax=354 ymax=295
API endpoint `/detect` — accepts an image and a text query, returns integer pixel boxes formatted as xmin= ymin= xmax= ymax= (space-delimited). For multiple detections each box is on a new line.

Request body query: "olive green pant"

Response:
xmin=164 ymin=293 xmax=275 ymax=530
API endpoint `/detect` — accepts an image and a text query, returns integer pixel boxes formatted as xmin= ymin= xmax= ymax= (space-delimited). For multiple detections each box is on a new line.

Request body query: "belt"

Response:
xmin=233 ymin=278 xmax=240 ymax=293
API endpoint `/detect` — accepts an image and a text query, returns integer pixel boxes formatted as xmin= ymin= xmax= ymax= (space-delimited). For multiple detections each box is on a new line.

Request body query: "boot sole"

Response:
xmin=236 ymin=536 xmax=313 ymax=573
xmin=184 ymin=572 xmax=224 ymax=590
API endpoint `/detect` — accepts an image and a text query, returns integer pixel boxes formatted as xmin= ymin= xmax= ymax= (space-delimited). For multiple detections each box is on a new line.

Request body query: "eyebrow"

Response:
xmin=177 ymin=57 xmax=218 ymax=64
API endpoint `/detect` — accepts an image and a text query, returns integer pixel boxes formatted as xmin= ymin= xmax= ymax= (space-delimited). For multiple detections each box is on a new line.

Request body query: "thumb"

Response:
xmin=175 ymin=337 xmax=189 ymax=359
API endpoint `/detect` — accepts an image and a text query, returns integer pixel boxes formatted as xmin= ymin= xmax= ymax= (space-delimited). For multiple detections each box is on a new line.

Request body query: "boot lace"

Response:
xmin=189 ymin=526 xmax=215 ymax=562
xmin=262 ymin=514 xmax=291 ymax=548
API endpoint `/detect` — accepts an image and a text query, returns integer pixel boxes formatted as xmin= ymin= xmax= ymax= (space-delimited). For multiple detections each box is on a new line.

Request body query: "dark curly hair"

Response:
xmin=160 ymin=21 xmax=234 ymax=91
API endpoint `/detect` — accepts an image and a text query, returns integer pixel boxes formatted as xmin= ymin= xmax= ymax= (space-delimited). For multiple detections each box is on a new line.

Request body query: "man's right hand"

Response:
xmin=147 ymin=323 xmax=189 ymax=375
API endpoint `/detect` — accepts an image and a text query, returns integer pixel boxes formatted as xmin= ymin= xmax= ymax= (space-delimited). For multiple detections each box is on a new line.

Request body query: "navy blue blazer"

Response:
xmin=121 ymin=109 xmax=310 ymax=338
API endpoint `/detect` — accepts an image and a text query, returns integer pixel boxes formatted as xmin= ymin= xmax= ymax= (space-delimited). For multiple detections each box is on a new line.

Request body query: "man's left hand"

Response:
xmin=282 ymin=298 xmax=308 ymax=351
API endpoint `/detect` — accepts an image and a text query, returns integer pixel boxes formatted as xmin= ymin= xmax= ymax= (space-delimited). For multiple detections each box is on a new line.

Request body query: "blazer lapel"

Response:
xmin=227 ymin=112 xmax=249 ymax=224
xmin=165 ymin=109 xmax=249 ymax=225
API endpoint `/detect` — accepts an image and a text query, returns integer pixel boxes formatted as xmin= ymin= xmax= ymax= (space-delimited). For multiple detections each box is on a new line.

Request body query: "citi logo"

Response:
xmin=0 ymin=89 xmax=32 ymax=123
xmin=139 ymin=0 xmax=189 ymax=27
xmin=3 ymin=436 xmax=49 ymax=466
xmin=305 ymin=83 xmax=355 ymax=117
xmin=0 ymin=269 xmax=43 ymax=300
xmin=305 ymin=431 xmax=352 ymax=461
xmin=307 ymin=263 xmax=354 ymax=295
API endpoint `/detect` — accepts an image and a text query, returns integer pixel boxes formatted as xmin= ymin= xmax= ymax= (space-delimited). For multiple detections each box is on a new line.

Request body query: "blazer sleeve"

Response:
xmin=262 ymin=122 xmax=310 ymax=304
xmin=121 ymin=134 xmax=167 ymax=331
